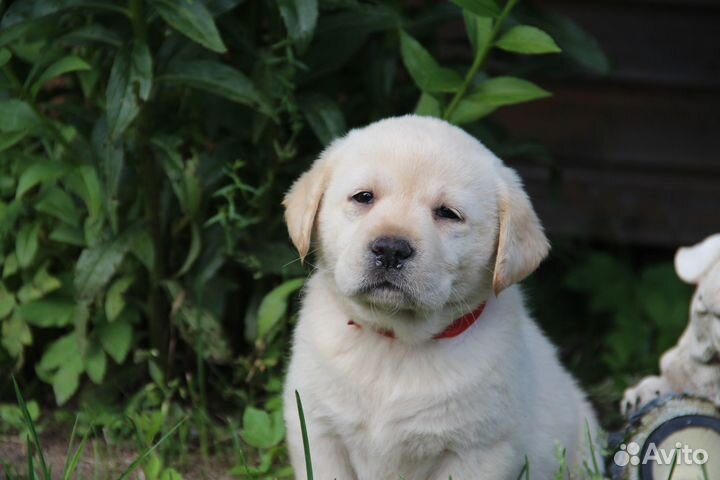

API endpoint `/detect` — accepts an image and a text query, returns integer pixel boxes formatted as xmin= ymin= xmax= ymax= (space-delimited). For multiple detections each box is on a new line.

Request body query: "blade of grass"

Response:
xmin=61 ymin=416 xmax=80 ymax=479
xmin=295 ymin=390 xmax=314 ymax=480
xmin=13 ymin=377 xmax=50 ymax=480
xmin=5 ymin=461 xmax=15 ymax=480
xmin=585 ymin=420 xmax=600 ymax=474
xmin=27 ymin=436 xmax=36 ymax=480
xmin=116 ymin=417 xmax=186 ymax=480
xmin=63 ymin=431 xmax=90 ymax=480
xmin=665 ymin=448 xmax=678 ymax=480
xmin=229 ymin=422 xmax=252 ymax=477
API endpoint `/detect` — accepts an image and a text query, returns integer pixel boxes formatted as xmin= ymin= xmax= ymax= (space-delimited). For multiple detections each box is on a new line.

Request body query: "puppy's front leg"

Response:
xmin=285 ymin=409 xmax=355 ymax=479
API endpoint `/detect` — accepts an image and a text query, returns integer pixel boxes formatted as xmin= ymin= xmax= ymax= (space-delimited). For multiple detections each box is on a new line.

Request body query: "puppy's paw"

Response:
xmin=621 ymin=376 xmax=672 ymax=417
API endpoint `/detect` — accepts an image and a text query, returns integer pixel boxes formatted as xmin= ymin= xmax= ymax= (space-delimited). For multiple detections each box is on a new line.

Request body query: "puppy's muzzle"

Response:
xmin=370 ymin=236 xmax=415 ymax=270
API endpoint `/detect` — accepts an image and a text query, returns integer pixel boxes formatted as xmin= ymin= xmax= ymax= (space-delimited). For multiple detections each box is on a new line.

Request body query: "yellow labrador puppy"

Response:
xmin=282 ymin=116 xmax=601 ymax=479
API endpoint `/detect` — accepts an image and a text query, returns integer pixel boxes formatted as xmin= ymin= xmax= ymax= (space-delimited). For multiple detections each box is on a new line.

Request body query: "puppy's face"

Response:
xmin=318 ymin=123 xmax=499 ymax=313
xmin=284 ymin=116 xmax=548 ymax=329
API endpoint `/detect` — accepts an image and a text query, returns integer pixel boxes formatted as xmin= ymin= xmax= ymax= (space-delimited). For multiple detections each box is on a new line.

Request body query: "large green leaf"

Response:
xmin=0 ymin=100 xmax=40 ymax=133
xmin=17 ymin=264 xmax=62 ymax=303
xmin=496 ymin=25 xmax=561 ymax=55
xmin=152 ymin=135 xmax=201 ymax=219
xmin=18 ymin=299 xmax=76 ymax=328
xmin=450 ymin=0 xmax=499 ymax=18
xmin=105 ymin=43 xmax=152 ymax=141
xmin=98 ymin=319 xmax=132 ymax=364
xmin=277 ymin=0 xmax=318 ymax=50
xmin=537 ymin=12 xmax=609 ymax=75
xmin=129 ymin=230 xmax=155 ymax=271
xmin=35 ymin=187 xmax=80 ymax=226
xmin=105 ymin=275 xmax=134 ymax=322
xmin=2 ymin=254 xmax=18 ymax=279
xmin=0 ymin=283 xmax=15 ymax=318
xmin=0 ymin=48 xmax=11 ymax=67
xmin=1 ymin=314 xmax=32 ymax=358
xmin=449 ymin=76 xmax=550 ymax=125
xmin=16 ymin=160 xmax=71 ymax=198
xmin=52 ymin=354 xmax=84 ymax=405
xmin=76 ymin=165 xmax=103 ymax=224
xmin=74 ymin=234 xmax=132 ymax=301
xmin=91 ymin=119 xmax=124 ymax=233
xmin=84 ymin=340 xmax=107 ymax=384
xmin=160 ymin=60 xmax=266 ymax=110
xmin=463 ymin=11 xmax=493 ymax=53
xmin=50 ymin=225 xmax=85 ymax=247
xmin=0 ymin=131 xmax=26 ymax=153
xmin=58 ymin=24 xmax=122 ymax=47
xmin=164 ymin=280 xmax=232 ymax=363
xmin=33 ymin=317 xmax=83 ymax=405
xmin=16 ymin=223 xmax=40 ymax=268
xmin=29 ymin=55 xmax=91 ymax=98
xmin=414 ymin=93 xmax=442 ymax=117
xmin=256 ymin=278 xmax=304 ymax=339
xmin=37 ymin=332 xmax=80 ymax=372
xmin=150 ymin=0 xmax=227 ymax=53
xmin=240 ymin=407 xmax=285 ymax=449
xmin=299 ymin=94 xmax=346 ymax=146
xmin=399 ymin=31 xmax=463 ymax=93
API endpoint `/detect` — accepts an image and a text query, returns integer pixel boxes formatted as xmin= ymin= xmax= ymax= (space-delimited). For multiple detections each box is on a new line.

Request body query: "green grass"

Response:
xmin=9 ymin=377 xmax=186 ymax=480
xmin=294 ymin=390 xmax=313 ymax=480
xmin=4 ymin=383 xmax=627 ymax=480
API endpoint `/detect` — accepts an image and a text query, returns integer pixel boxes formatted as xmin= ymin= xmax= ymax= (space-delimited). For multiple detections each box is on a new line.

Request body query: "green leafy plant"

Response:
xmin=401 ymin=0 xmax=562 ymax=123
xmin=564 ymin=252 xmax=692 ymax=380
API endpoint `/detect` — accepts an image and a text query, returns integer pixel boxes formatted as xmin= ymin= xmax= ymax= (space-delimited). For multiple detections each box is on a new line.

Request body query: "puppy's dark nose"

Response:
xmin=370 ymin=236 xmax=415 ymax=269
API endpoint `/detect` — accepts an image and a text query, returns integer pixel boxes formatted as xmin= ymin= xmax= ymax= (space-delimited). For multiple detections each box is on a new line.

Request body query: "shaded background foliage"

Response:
xmin=0 ymin=0 xmax=702 ymax=476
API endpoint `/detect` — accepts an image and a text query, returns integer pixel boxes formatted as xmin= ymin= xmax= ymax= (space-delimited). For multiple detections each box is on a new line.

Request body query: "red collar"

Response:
xmin=347 ymin=302 xmax=486 ymax=340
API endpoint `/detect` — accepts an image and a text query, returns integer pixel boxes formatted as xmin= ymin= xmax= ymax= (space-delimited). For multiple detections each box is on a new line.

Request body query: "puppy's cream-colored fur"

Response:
xmin=283 ymin=116 xmax=601 ymax=479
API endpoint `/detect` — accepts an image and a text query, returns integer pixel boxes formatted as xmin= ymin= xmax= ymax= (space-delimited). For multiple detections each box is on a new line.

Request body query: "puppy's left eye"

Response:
xmin=352 ymin=191 xmax=374 ymax=204
xmin=435 ymin=206 xmax=462 ymax=221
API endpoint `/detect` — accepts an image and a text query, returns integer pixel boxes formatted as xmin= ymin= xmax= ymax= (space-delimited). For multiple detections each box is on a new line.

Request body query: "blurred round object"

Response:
xmin=611 ymin=395 xmax=720 ymax=480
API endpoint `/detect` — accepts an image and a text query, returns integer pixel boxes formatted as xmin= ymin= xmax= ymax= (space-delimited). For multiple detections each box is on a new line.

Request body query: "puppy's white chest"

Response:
xmin=323 ymin=380 xmax=458 ymax=477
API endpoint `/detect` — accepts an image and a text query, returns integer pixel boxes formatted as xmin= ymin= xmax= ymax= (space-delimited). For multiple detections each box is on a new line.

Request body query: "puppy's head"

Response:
xmin=284 ymin=116 xmax=548 ymax=333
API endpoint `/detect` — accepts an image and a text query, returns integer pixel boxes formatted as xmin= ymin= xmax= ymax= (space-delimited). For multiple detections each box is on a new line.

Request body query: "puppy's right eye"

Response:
xmin=352 ymin=191 xmax=374 ymax=204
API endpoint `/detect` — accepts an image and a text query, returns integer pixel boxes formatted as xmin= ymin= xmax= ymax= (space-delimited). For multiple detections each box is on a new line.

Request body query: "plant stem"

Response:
xmin=443 ymin=0 xmax=519 ymax=121
xmin=196 ymin=341 xmax=209 ymax=459
xmin=129 ymin=0 xmax=146 ymax=43
xmin=128 ymin=0 xmax=168 ymax=371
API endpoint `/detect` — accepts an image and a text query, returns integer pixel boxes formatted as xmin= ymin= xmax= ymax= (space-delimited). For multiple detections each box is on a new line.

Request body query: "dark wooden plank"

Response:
xmin=438 ymin=1 xmax=720 ymax=88
xmin=515 ymin=164 xmax=720 ymax=246
xmin=582 ymin=0 xmax=720 ymax=9
xmin=493 ymin=85 xmax=720 ymax=175
xmin=536 ymin=1 xmax=720 ymax=88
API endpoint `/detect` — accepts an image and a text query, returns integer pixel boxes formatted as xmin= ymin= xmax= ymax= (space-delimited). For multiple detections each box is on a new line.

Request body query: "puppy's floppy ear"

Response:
xmin=674 ymin=234 xmax=720 ymax=284
xmin=282 ymin=145 xmax=336 ymax=261
xmin=492 ymin=165 xmax=549 ymax=295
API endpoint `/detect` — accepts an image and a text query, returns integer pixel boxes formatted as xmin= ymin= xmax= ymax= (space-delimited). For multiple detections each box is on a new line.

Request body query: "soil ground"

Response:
xmin=0 ymin=434 xmax=236 ymax=480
